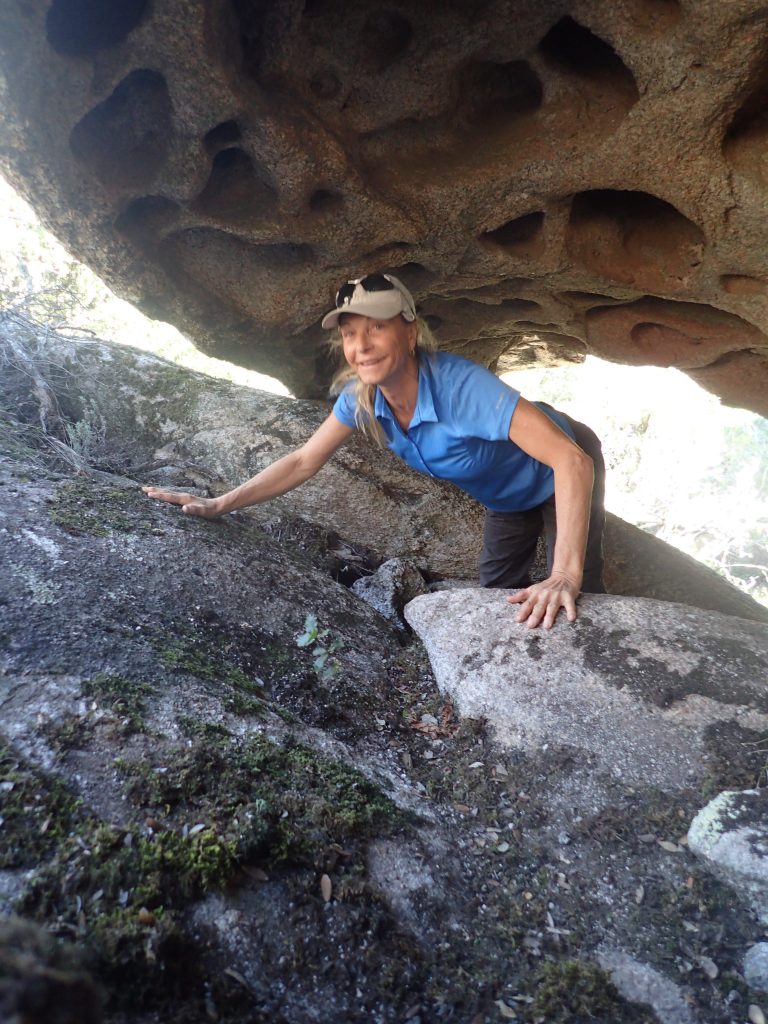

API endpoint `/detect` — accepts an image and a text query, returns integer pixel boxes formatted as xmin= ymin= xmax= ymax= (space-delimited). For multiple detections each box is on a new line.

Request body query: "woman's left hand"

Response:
xmin=506 ymin=575 xmax=581 ymax=629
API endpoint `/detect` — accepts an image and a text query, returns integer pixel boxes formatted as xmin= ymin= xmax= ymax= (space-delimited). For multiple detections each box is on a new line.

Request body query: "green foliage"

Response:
xmin=47 ymin=478 xmax=154 ymax=536
xmin=119 ymin=733 xmax=405 ymax=866
xmin=525 ymin=960 xmax=648 ymax=1022
xmin=295 ymin=612 xmax=344 ymax=682
xmin=82 ymin=673 xmax=154 ymax=735
xmin=64 ymin=399 xmax=106 ymax=464
xmin=0 ymin=742 xmax=81 ymax=868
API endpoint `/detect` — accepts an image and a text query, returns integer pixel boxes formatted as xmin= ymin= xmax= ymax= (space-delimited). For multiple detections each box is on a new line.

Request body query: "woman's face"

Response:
xmin=339 ymin=314 xmax=417 ymax=389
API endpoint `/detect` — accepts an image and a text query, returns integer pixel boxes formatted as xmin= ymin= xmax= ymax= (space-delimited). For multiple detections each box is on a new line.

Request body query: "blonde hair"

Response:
xmin=329 ymin=315 xmax=438 ymax=447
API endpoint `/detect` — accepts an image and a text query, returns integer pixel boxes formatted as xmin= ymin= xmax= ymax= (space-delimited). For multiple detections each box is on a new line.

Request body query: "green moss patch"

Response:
xmin=47 ymin=477 xmax=155 ymax=537
xmin=118 ymin=733 xmax=407 ymax=866
xmin=0 ymin=741 xmax=81 ymax=867
xmin=5 ymin=730 xmax=407 ymax=1017
xmin=83 ymin=672 xmax=154 ymax=735
xmin=523 ymin=960 xmax=650 ymax=1023
xmin=151 ymin=617 xmax=304 ymax=723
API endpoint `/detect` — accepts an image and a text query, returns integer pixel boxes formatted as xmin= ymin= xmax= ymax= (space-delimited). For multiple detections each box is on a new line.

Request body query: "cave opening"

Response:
xmin=46 ymin=0 xmax=149 ymax=57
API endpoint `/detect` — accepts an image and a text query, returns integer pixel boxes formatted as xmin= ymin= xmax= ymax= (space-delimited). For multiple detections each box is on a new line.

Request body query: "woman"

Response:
xmin=144 ymin=273 xmax=605 ymax=629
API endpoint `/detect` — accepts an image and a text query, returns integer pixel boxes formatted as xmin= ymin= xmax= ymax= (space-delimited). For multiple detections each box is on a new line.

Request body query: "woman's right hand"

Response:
xmin=142 ymin=486 xmax=223 ymax=519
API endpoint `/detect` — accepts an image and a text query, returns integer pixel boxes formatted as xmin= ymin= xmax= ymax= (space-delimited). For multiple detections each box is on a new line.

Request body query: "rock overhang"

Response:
xmin=0 ymin=0 xmax=767 ymax=409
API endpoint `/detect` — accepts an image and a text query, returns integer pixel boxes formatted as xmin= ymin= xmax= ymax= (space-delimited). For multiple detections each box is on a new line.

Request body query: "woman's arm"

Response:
xmin=505 ymin=398 xmax=595 ymax=628
xmin=143 ymin=413 xmax=355 ymax=518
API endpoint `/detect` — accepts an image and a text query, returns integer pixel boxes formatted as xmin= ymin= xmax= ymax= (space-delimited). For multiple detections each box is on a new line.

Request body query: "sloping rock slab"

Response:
xmin=4 ymin=318 xmax=768 ymax=623
xmin=405 ymin=590 xmax=768 ymax=793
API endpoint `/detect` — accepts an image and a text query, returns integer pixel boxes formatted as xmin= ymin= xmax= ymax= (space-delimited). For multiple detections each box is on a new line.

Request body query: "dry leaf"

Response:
xmin=224 ymin=968 xmax=251 ymax=992
xmin=635 ymin=885 xmax=644 ymax=905
xmin=637 ymin=832 xmax=657 ymax=843
xmin=495 ymin=999 xmax=518 ymax=1019
xmin=749 ymin=1005 xmax=766 ymax=1024
xmin=408 ymin=700 xmax=458 ymax=739
xmin=657 ymin=839 xmax=683 ymax=853
xmin=137 ymin=907 xmax=155 ymax=926
xmin=454 ymin=803 xmax=470 ymax=813
xmin=697 ymin=955 xmax=718 ymax=979
xmin=321 ymin=873 xmax=332 ymax=902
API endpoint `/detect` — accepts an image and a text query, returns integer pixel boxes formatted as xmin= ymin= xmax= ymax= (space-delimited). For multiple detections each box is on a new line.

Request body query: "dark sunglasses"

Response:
xmin=335 ymin=273 xmax=396 ymax=308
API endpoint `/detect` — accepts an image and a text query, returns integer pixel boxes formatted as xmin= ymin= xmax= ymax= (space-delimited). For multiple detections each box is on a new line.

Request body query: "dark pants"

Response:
xmin=479 ymin=415 xmax=606 ymax=593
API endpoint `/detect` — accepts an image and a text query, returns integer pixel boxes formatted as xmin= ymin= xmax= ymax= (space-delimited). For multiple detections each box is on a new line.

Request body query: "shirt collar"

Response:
xmin=374 ymin=357 xmax=438 ymax=427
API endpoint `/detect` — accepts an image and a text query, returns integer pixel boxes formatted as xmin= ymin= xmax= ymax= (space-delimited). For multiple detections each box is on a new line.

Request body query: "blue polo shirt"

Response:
xmin=332 ymin=352 xmax=576 ymax=512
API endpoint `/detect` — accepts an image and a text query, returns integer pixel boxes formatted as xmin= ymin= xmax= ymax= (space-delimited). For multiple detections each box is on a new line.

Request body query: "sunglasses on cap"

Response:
xmin=335 ymin=273 xmax=403 ymax=308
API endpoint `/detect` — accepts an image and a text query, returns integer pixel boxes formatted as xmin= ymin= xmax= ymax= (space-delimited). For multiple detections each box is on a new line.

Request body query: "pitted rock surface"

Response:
xmin=1 ymin=1 xmax=768 ymax=409
xmin=404 ymin=589 xmax=768 ymax=792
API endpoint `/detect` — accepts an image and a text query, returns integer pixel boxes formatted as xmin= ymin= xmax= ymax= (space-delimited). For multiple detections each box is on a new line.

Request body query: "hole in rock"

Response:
xmin=46 ymin=0 xmax=148 ymax=57
xmin=231 ymin=0 xmax=287 ymax=81
xmin=360 ymin=10 xmax=413 ymax=71
xmin=386 ymin=261 xmax=437 ymax=296
xmin=423 ymin=314 xmax=443 ymax=332
xmin=458 ymin=60 xmax=543 ymax=127
xmin=310 ymin=70 xmax=341 ymax=99
xmin=558 ymin=290 xmax=622 ymax=305
xmin=69 ymin=70 xmax=172 ymax=189
xmin=720 ymin=274 xmax=767 ymax=296
xmin=204 ymin=120 xmax=242 ymax=153
xmin=566 ymin=190 xmax=704 ymax=292
xmin=192 ymin=148 xmax=277 ymax=222
xmin=481 ymin=212 xmax=545 ymax=258
xmin=540 ymin=16 xmax=633 ymax=82
xmin=114 ymin=195 xmax=180 ymax=245
xmin=308 ymin=189 xmax=343 ymax=213
xmin=723 ymin=69 xmax=768 ymax=187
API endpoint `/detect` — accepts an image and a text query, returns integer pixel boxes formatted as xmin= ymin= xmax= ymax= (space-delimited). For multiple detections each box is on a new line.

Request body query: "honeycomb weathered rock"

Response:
xmin=1 ymin=0 xmax=767 ymax=407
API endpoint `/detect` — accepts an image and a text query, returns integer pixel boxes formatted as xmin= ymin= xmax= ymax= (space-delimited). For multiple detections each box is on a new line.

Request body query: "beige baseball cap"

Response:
xmin=321 ymin=273 xmax=416 ymax=329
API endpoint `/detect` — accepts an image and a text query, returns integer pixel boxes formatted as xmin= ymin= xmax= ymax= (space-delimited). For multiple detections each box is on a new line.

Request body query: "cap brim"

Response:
xmin=321 ymin=290 xmax=414 ymax=330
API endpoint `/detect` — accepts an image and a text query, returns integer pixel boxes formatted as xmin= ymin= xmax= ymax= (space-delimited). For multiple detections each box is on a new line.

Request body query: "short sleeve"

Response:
xmin=332 ymin=384 xmax=357 ymax=429
xmin=449 ymin=359 xmax=520 ymax=441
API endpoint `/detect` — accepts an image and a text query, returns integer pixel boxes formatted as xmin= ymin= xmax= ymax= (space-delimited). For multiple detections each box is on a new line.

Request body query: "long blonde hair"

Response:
xmin=329 ymin=315 xmax=438 ymax=447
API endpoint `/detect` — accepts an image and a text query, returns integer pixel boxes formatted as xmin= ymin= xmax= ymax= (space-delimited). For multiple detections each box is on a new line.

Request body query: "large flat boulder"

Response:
xmin=405 ymin=589 xmax=768 ymax=795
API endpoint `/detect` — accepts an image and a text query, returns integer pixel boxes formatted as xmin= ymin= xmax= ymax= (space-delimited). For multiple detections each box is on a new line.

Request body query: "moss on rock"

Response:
xmin=47 ymin=477 xmax=155 ymax=537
